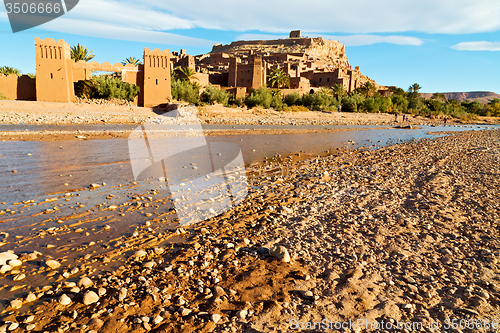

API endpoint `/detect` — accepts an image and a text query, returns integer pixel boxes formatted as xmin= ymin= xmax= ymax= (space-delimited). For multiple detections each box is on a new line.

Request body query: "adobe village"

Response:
xmin=0 ymin=30 xmax=499 ymax=333
xmin=0 ymin=31 xmax=381 ymax=106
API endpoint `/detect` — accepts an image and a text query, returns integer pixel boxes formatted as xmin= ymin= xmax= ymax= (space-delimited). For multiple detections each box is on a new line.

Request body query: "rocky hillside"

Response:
xmin=211 ymin=37 xmax=350 ymax=68
xmin=420 ymin=91 xmax=500 ymax=104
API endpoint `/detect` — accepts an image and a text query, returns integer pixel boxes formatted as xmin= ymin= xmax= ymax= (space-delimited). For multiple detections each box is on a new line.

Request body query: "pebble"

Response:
xmin=82 ymin=290 xmax=99 ymax=305
xmin=270 ymin=245 xmax=291 ymax=263
xmin=7 ymin=259 xmax=22 ymax=267
xmin=118 ymin=287 xmax=128 ymax=301
xmin=78 ymin=277 xmax=93 ymax=288
xmin=152 ymin=315 xmax=163 ymax=325
xmin=9 ymin=299 xmax=22 ymax=310
xmin=211 ymin=313 xmax=222 ymax=324
xmin=23 ymin=316 xmax=34 ymax=324
xmin=87 ymin=318 xmax=104 ymax=330
xmin=213 ymin=286 xmax=225 ymax=297
xmin=134 ymin=250 xmax=147 ymax=258
xmin=142 ymin=261 xmax=155 ymax=269
xmin=26 ymin=324 xmax=35 ymax=330
xmin=7 ymin=323 xmax=18 ymax=331
xmin=58 ymin=293 xmax=72 ymax=306
xmin=0 ymin=252 xmax=17 ymax=266
xmin=24 ymin=293 xmax=37 ymax=303
xmin=0 ymin=265 xmax=12 ymax=274
xmin=45 ymin=259 xmax=61 ymax=270
xmin=179 ymin=308 xmax=191 ymax=316
xmin=12 ymin=273 xmax=25 ymax=281
xmin=98 ymin=287 xmax=107 ymax=296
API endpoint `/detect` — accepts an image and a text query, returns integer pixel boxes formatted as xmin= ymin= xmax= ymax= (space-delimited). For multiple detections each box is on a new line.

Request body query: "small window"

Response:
xmin=156 ymin=79 xmax=158 ymax=85
xmin=50 ymin=73 xmax=53 ymax=79
xmin=319 ymin=77 xmax=322 ymax=82
xmin=327 ymin=78 xmax=330 ymax=82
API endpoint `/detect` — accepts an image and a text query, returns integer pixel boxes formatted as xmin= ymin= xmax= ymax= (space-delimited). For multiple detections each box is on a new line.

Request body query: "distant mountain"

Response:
xmin=420 ymin=91 xmax=500 ymax=104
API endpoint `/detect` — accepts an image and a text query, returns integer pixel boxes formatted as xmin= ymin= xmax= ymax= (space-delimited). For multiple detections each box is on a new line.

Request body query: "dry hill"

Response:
xmin=420 ymin=91 xmax=500 ymax=104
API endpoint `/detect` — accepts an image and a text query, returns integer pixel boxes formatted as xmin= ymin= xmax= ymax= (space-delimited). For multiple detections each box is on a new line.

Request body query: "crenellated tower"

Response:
xmin=35 ymin=37 xmax=74 ymax=103
xmin=141 ymin=48 xmax=171 ymax=107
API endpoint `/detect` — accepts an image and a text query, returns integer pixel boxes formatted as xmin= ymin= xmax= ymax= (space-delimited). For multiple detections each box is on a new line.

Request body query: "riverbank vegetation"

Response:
xmin=172 ymin=80 xmax=498 ymax=120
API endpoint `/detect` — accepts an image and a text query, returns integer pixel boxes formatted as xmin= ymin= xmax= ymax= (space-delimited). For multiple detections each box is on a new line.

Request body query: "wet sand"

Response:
xmin=0 ymin=129 xmax=499 ymax=332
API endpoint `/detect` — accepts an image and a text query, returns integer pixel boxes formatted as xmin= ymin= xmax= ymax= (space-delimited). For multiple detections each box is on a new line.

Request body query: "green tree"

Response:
xmin=431 ymin=92 xmax=446 ymax=102
xmin=70 ymin=44 xmax=95 ymax=62
xmin=461 ymin=100 xmax=483 ymax=115
xmin=356 ymin=81 xmax=377 ymax=97
xmin=267 ymin=67 xmax=290 ymax=89
xmin=332 ymin=83 xmax=345 ymax=99
xmin=407 ymin=83 xmax=422 ymax=112
xmin=0 ymin=66 xmax=21 ymax=76
xmin=407 ymin=83 xmax=422 ymax=94
xmin=121 ymin=56 xmax=141 ymax=66
xmin=486 ymin=99 xmax=500 ymax=116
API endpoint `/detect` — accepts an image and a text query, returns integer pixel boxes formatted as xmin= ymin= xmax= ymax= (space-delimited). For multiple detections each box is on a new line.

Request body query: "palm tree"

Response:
xmin=332 ymin=83 xmax=345 ymax=98
xmin=0 ymin=66 xmax=21 ymax=76
xmin=177 ymin=66 xmax=198 ymax=82
xmin=407 ymin=83 xmax=422 ymax=94
xmin=70 ymin=44 xmax=95 ymax=62
xmin=122 ymin=56 xmax=141 ymax=66
xmin=267 ymin=67 xmax=290 ymax=89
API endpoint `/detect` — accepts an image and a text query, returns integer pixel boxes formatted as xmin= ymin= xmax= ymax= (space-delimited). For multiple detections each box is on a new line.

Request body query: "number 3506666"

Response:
xmin=5 ymin=2 xmax=61 ymax=14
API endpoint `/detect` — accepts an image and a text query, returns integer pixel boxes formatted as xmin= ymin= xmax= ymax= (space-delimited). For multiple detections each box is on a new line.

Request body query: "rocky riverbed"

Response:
xmin=0 ymin=129 xmax=499 ymax=332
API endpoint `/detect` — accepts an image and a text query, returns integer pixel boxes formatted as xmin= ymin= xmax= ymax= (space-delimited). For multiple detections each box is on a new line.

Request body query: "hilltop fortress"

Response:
xmin=0 ymin=31 xmax=383 ymax=105
xmin=172 ymin=30 xmax=383 ymax=97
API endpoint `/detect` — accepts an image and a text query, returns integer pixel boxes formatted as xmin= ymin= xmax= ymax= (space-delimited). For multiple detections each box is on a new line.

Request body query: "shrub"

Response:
xmin=171 ymin=79 xmax=200 ymax=104
xmin=302 ymin=91 xmax=337 ymax=111
xmin=284 ymin=92 xmax=302 ymax=106
xmin=74 ymin=80 xmax=98 ymax=99
xmin=200 ymin=85 xmax=231 ymax=106
xmin=244 ymin=86 xmax=283 ymax=109
xmin=93 ymin=76 xmax=140 ymax=101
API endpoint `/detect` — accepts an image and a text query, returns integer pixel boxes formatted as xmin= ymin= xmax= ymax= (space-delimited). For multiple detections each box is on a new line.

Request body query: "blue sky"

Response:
xmin=1 ymin=0 xmax=499 ymax=93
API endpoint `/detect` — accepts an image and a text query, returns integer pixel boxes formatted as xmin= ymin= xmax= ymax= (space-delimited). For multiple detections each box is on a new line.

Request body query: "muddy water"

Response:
xmin=1 ymin=124 xmax=495 ymax=205
xmin=0 ymin=124 xmax=497 ymax=309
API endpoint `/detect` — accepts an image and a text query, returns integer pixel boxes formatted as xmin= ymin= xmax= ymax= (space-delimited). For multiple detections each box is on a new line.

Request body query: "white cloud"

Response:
xmin=451 ymin=41 xmax=500 ymax=51
xmin=64 ymin=0 xmax=195 ymax=31
xmin=236 ymin=33 xmax=424 ymax=46
xmin=40 ymin=18 xmax=215 ymax=47
xmin=142 ymin=0 xmax=500 ymax=34
xmin=2 ymin=0 xmax=500 ymax=46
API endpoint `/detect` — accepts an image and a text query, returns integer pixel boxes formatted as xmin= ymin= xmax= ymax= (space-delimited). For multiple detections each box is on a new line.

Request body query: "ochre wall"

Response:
xmin=0 ymin=74 xmax=17 ymax=99
xmin=0 ymin=74 xmax=36 ymax=100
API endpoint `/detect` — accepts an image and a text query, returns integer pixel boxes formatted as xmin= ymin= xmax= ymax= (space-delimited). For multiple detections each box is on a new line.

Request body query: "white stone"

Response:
xmin=9 ymin=299 xmax=22 ymax=310
xmin=118 ymin=287 xmax=127 ymax=301
xmin=82 ymin=291 xmax=99 ymax=305
xmin=58 ymin=294 xmax=72 ymax=306
xmin=0 ymin=252 xmax=17 ymax=266
xmin=46 ymin=260 xmax=61 ymax=270
xmin=7 ymin=259 xmax=22 ymax=267
xmin=211 ymin=313 xmax=221 ymax=324
xmin=78 ymin=277 xmax=93 ymax=288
